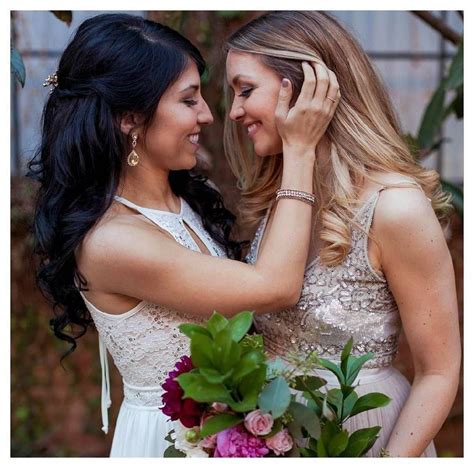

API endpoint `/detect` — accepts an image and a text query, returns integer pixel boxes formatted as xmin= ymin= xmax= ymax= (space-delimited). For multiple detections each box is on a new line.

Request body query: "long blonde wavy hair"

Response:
xmin=223 ymin=11 xmax=451 ymax=266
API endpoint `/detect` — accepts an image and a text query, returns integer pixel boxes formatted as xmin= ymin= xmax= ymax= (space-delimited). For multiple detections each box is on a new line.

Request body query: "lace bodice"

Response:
xmin=247 ymin=188 xmax=402 ymax=369
xmin=81 ymin=196 xmax=227 ymax=432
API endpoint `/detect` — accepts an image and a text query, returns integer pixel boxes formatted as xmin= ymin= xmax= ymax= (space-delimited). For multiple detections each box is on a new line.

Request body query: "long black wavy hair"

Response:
xmin=28 ymin=13 xmax=242 ymax=357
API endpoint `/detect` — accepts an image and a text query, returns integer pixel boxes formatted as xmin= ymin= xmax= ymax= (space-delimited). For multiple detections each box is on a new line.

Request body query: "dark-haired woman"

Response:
xmin=29 ymin=14 xmax=339 ymax=456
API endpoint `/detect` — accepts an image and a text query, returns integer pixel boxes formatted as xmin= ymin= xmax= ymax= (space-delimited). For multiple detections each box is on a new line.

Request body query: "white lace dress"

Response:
xmin=80 ymin=195 xmax=226 ymax=457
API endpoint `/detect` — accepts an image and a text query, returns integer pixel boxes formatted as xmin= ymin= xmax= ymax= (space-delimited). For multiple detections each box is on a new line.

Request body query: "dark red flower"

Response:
xmin=160 ymin=355 xmax=203 ymax=428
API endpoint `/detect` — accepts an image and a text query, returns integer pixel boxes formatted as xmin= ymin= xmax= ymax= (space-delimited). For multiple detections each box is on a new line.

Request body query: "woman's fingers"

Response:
xmin=324 ymin=69 xmax=340 ymax=114
xmin=294 ymin=62 xmax=317 ymax=108
xmin=274 ymin=78 xmax=293 ymax=128
xmin=312 ymin=62 xmax=330 ymax=105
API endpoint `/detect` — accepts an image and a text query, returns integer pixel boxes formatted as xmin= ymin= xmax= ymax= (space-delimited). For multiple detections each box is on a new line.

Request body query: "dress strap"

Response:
xmin=99 ymin=336 xmax=112 ymax=434
xmin=114 ymin=195 xmax=143 ymax=212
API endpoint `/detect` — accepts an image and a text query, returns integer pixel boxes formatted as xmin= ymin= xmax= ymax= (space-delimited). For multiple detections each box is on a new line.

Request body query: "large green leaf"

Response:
xmin=258 ymin=376 xmax=291 ymax=418
xmin=328 ymin=429 xmax=349 ymax=456
xmin=228 ymin=311 xmax=253 ymax=342
xmin=200 ymin=367 xmax=232 ymax=384
xmin=326 ymin=388 xmax=344 ymax=420
xmin=417 ymin=85 xmax=447 ymax=150
xmin=179 ymin=323 xmax=211 ymax=339
xmin=287 ymin=401 xmax=321 ymax=439
xmin=11 ymin=46 xmax=25 ymax=88
xmin=350 ymin=393 xmax=391 ymax=417
xmin=214 ymin=328 xmax=241 ymax=371
xmin=341 ymin=426 xmax=381 ymax=457
xmin=317 ymin=358 xmax=345 ymax=386
xmin=231 ymin=350 xmax=265 ymax=383
xmin=340 ymin=337 xmax=353 ymax=375
xmin=345 ymin=353 xmax=374 ymax=386
xmin=445 ymin=42 xmax=463 ymax=90
xmin=200 ymin=413 xmax=242 ymax=438
xmin=293 ymin=375 xmax=327 ymax=391
xmin=176 ymin=373 xmax=230 ymax=403
xmin=238 ymin=365 xmax=267 ymax=402
xmin=206 ymin=311 xmax=228 ymax=338
xmin=341 ymin=390 xmax=359 ymax=421
xmin=190 ymin=333 xmax=214 ymax=368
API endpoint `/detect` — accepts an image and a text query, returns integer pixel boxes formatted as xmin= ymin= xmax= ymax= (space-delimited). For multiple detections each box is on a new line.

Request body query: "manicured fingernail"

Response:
xmin=282 ymin=79 xmax=290 ymax=88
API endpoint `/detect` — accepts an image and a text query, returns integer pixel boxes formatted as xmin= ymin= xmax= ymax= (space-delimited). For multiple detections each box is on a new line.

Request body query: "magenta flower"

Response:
xmin=214 ymin=424 xmax=269 ymax=457
xmin=160 ymin=356 xmax=203 ymax=428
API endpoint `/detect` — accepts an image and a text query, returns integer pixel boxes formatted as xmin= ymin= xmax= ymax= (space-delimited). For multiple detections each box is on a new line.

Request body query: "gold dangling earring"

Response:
xmin=127 ymin=133 xmax=140 ymax=166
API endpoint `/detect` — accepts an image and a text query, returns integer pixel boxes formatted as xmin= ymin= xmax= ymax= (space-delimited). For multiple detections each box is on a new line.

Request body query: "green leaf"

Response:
xmin=176 ymin=372 xmax=230 ymax=403
xmin=326 ymin=389 xmax=344 ymax=420
xmin=345 ymin=353 xmax=374 ymax=386
xmin=164 ymin=430 xmax=174 ymax=443
xmin=317 ymin=358 xmax=345 ymax=386
xmin=163 ymin=445 xmax=186 ymax=457
xmin=341 ymin=426 xmax=381 ymax=457
xmin=206 ymin=312 xmax=228 ymax=338
xmin=200 ymin=367 xmax=232 ymax=384
xmin=328 ymin=428 xmax=349 ymax=456
xmin=51 ymin=11 xmax=73 ymax=26
xmin=11 ymin=46 xmax=25 ymax=87
xmin=227 ymin=311 xmax=253 ymax=342
xmin=350 ymin=393 xmax=391 ymax=417
xmin=200 ymin=414 xmax=242 ymax=438
xmin=238 ymin=365 xmax=267 ymax=404
xmin=292 ymin=375 xmax=327 ymax=392
xmin=231 ymin=350 xmax=265 ymax=383
xmin=442 ymin=179 xmax=463 ymax=219
xmin=445 ymin=42 xmax=463 ymax=90
xmin=317 ymin=437 xmax=328 ymax=457
xmin=179 ymin=323 xmax=211 ymax=339
xmin=214 ymin=328 xmax=241 ymax=371
xmin=299 ymin=447 xmax=318 ymax=457
xmin=190 ymin=333 xmax=214 ymax=368
xmin=287 ymin=401 xmax=321 ymax=439
xmin=227 ymin=393 xmax=259 ymax=413
xmin=340 ymin=337 xmax=353 ymax=375
xmin=341 ymin=390 xmax=359 ymax=421
xmin=417 ymin=84 xmax=446 ymax=150
xmin=320 ymin=420 xmax=340 ymax=448
xmin=321 ymin=395 xmax=337 ymax=422
xmin=258 ymin=376 xmax=292 ymax=418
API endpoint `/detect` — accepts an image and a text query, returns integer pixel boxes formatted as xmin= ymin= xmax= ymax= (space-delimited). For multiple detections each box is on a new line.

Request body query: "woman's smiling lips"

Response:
xmin=246 ymin=122 xmax=261 ymax=139
xmin=188 ymin=133 xmax=200 ymax=146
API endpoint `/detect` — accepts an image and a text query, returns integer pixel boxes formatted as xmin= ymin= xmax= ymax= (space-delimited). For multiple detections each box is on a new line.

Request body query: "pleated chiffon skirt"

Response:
xmin=110 ymin=401 xmax=173 ymax=457
xmin=313 ymin=366 xmax=437 ymax=457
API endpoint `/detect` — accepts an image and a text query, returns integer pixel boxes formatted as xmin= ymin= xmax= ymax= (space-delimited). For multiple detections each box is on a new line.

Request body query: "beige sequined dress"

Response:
xmin=246 ymin=186 xmax=437 ymax=457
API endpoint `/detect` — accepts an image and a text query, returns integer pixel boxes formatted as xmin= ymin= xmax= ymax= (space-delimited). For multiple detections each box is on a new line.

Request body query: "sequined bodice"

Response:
xmin=246 ymin=190 xmax=401 ymax=368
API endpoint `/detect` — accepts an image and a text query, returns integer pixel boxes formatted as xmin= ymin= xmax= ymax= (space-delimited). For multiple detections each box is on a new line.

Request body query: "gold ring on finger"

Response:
xmin=326 ymin=96 xmax=337 ymax=103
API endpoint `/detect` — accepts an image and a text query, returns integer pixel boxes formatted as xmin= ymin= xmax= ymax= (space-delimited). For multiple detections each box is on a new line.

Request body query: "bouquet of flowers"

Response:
xmin=161 ymin=311 xmax=391 ymax=457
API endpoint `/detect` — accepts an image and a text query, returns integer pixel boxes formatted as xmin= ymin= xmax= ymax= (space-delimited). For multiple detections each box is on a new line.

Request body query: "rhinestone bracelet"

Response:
xmin=276 ymin=189 xmax=315 ymax=206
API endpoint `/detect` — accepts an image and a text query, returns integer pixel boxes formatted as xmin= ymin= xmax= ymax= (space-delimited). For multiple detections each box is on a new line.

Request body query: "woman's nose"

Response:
xmin=229 ymin=100 xmax=244 ymax=121
xmin=198 ymin=100 xmax=214 ymax=125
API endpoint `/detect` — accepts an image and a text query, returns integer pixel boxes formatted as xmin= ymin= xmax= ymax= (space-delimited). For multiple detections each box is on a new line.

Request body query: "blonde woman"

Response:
xmin=224 ymin=11 xmax=460 ymax=457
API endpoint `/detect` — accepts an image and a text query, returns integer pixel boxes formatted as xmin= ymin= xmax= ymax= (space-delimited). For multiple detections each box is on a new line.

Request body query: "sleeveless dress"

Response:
xmin=246 ymin=185 xmax=437 ymax=457
xmin=79 ymin=195 xmax=226 ymax=457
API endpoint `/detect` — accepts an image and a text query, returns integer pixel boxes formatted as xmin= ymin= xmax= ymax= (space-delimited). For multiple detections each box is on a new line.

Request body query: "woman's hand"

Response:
xmin=275 ymin=61 xmax=340 ymax=154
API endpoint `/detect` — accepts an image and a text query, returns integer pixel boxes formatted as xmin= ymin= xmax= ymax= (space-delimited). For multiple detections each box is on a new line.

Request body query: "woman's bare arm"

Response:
xmin=373 ymin=188 xmax=461 ymax=456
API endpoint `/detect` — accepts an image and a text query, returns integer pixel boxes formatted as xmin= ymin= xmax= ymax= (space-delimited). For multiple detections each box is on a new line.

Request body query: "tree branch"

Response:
xmin=411 ymin=11 xmax=462 ymax=45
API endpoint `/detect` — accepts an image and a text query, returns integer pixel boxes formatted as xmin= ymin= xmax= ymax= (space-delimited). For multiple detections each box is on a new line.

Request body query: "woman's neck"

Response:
xmin=117 ymin=164 xmax=180 ymax=212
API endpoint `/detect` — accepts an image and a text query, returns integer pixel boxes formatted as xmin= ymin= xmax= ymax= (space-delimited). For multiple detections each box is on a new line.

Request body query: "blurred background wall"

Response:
xmin=11 ymin=10 xmax=463 ymax=456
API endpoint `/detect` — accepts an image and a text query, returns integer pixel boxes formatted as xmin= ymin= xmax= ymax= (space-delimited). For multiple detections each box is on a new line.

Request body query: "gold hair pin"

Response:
xmin=43 ymin=71 xmax=58 ymax=93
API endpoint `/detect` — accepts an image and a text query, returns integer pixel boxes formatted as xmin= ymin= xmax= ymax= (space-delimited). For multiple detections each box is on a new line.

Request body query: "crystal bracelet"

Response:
xmin=275 ymin=189 xmax=315 ymax=206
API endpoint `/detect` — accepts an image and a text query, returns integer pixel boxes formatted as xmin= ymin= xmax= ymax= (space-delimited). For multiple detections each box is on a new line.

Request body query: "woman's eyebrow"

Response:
xmin=179 ymin=84 xmax=200 ymax=93
xmin=232 ymin=74 xmax=253 ymax=85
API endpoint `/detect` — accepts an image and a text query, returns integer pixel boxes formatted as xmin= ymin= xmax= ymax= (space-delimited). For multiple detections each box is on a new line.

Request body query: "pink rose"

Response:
xmin=244 ymin=410 xmax=273 ymax=436
xmin=266 ymin=429 xmax=293 ymax=456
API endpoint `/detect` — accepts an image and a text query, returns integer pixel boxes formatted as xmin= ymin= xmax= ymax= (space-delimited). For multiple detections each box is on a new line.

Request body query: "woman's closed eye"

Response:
xmin=239 ymin=87 xmax=254 ymax=98
xmin=183 ymin=98 xmax=198 ymax=107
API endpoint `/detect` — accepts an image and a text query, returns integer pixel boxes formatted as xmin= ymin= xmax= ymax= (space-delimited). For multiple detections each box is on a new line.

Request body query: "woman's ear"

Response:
xmin=120 ymin=112 xmax=141 ymax=136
